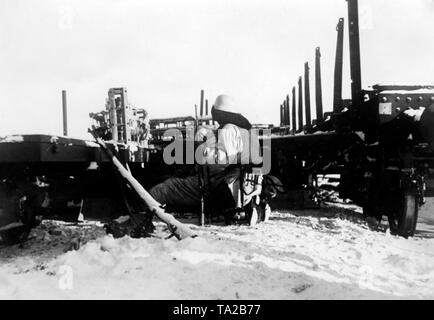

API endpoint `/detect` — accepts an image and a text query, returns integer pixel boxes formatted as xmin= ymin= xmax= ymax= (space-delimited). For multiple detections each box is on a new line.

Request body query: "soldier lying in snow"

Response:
xmin=149 ymin=94 xmax=279 ymax=225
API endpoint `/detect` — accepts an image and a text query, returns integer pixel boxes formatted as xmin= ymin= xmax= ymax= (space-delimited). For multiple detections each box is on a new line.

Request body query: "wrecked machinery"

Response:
xmin=270 ymin=0 xmax=434 ymax=238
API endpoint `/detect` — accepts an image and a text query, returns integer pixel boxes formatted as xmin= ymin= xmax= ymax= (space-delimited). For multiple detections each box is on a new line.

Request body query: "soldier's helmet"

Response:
xmin=213 ymin=95 xmax=240 ymax=114
xmin=211 ymin=94 xmax=251 ymax=129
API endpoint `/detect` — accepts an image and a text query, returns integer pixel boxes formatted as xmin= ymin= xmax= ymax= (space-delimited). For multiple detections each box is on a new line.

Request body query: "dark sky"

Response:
xmin=1 ymin=0 xmax=433 ymax=138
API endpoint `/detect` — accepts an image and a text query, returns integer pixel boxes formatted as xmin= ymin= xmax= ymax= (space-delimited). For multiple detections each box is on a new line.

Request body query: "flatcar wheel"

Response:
xmin=388 ymin=193 xmax=419 ymax=238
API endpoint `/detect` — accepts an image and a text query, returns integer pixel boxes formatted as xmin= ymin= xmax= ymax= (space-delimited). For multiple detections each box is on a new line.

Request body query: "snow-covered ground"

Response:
xmin=1 ymin=200 xmax=433 ymax=300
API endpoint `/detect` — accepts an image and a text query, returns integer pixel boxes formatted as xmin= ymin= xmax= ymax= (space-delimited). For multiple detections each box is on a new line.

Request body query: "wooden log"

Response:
xmin=94 ymin=137 xmax=197 ymax=240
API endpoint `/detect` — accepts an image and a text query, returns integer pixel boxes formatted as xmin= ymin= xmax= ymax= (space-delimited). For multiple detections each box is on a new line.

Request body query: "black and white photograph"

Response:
xmin=1 ymin=0 xmax=434 ymax=305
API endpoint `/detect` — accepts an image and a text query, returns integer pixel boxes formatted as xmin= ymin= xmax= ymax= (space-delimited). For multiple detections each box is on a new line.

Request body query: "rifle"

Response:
xmin=90 ymin=130 xmax=197 ymax=240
